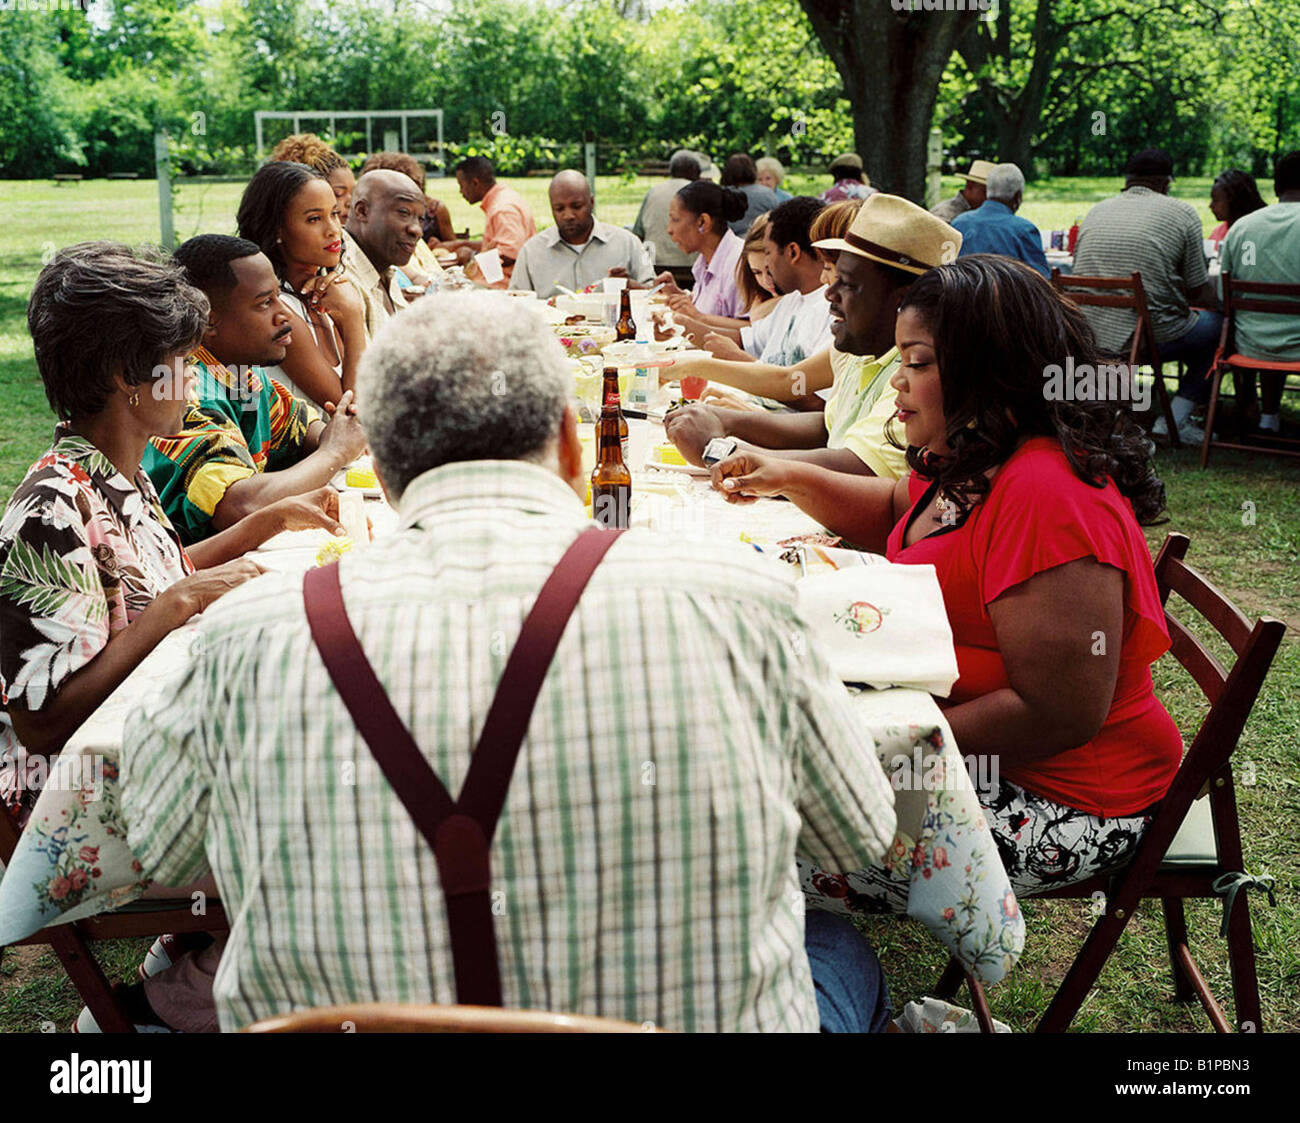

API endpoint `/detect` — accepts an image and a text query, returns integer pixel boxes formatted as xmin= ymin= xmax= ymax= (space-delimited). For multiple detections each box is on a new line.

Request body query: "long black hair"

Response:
xmin=891 ymin=254 xmax=1167 ymax=526
xmin=1211 ymin=169 xmax=1266 ymax=226
xmin=236 ymin=160 xmax=331 ymax=281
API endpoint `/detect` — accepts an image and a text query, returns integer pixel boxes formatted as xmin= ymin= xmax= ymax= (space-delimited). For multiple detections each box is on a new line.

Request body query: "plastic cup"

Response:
xmin=680 ymin=375 xmax=707 ymax=400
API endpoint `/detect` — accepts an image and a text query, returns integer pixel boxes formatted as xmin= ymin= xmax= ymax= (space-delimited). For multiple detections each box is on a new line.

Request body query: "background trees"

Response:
xmin=1 ymin=0 xmax=1297 ymax=193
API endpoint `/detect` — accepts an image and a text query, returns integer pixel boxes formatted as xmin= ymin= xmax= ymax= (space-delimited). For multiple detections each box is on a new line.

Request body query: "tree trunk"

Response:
xmin=799 ymin=1 xmax=972 ymax=203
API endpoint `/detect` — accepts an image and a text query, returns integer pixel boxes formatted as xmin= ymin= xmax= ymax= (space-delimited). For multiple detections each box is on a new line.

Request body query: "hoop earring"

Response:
xmin=129 ymin=391 xmax=140 ymax=407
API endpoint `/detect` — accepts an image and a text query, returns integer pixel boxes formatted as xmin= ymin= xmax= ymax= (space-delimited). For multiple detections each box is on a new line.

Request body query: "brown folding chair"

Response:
xmin=244 ymin=1002 xmax=662 ymax=1033
xmin=0 ymin=802 xmax=228 ymax=1033
xmin=1051 ymin=269 xmax=1182 ymax=446
xmin=936 ymin=532 xmax=1284 ymax=1032
xmin=1200 ymin=271 xmax=1300 ymax=466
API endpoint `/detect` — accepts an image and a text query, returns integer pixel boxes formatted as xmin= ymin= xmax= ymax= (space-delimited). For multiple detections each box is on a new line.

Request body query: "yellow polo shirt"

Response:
xmin=823 ymin=346 xmax=907 ymax=479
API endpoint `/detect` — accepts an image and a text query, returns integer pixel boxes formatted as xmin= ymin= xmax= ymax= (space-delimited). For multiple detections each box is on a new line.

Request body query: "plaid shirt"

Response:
xmin=120 ymin=460 xmax=895 ymax=1032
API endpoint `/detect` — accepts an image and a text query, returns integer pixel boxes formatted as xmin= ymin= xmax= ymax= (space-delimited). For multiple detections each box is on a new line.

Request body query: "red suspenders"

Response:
xmin=302 ymin=526 xmax=625 ymax=1006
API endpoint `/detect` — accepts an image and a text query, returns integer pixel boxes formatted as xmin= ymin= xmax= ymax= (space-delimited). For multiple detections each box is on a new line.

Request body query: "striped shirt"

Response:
xmin=1072 ymin=186 xmax=1208 ymax=352
xmin=120 ymin=460 xmax=896 ymax=1032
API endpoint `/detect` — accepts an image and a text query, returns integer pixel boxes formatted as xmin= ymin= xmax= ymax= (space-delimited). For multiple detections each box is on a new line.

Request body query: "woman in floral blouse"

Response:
xmin=0 ymin=242 xmax=343 ymax=824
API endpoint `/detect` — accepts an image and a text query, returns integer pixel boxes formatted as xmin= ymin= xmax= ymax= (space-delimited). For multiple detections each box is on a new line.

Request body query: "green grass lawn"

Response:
xmin=0 ymin=177 xmax=1296 ymax=1033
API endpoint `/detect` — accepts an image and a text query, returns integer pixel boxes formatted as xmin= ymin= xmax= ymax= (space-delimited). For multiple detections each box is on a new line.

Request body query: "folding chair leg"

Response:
xmin=1037 ymin=911 xmax=1134 ymax=1033
xmin=1162 ymin=898 xmax=1196 ymax=1002
xmin=46 ymin=926 xmax=135 ymax=1033
xmin=1226 ymin=894 xmax=1263 ymax=1033
xmin=934 ymin=956 xmax=965 ymax=1001
xmin=1154 ymin=366 xmax=1181 ymax=449
xmin=1201 ymin=366 xmax=1224 ymax=468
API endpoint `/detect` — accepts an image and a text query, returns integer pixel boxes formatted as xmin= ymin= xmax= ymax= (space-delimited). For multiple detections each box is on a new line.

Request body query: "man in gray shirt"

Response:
xmin=1073 ymin=148 xmax=1222 ymax=443
xmin=509 ymin=171 xmax=655 ymax=297
xmin=631 ymin=151 xmax=700 ymax=270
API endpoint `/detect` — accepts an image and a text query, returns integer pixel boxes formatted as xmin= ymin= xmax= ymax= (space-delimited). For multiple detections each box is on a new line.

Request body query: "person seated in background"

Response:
xmin=710 ymin=256 xmax=1180 ymax=896
xmin=661 ymin=214 xmax=779 ymax=340
xmin=236 ymin=161 xmax=367 ymax=407
xmin=756 ymin=156 xmax=793 ymax=203
xmin=270 ymin=133 xmax=357 ymax=224
xmin=690 ymin=196 xmax=831 ymax=372
xmin=508 ymin=170 xmax=654 ymax=297
xmin=951 ymin=163 xmax=1049 ymax=278
xmin=630 ymin=150 xmax=701 ymax=272
xmin=1072 ymin=148 xmax=1222 ymax=444
xmin=342 ymin=168 xmax=428 ymax=338
xmin=720 ymin=153 xmax=779 ymax=237
xmin=142 ymin=236 xmax=368 ymax=545
xmin=442 ymin=156 xmax=538 ymax=287
xmin=820 ymin=153 xmax=875 ymax=204
xmin=2 ymin=243 xmax=338 ymax=824
xmin=357 ymin=152 xmax=450 ymax=283
xmin=929 ymin=159 xmax=991 ymax=223
xmin=666 ymin=194 xmax=942 ymax=480
xmin=122 ymin=291 xmax=898 ymax=1033
xmin=1208 ymin=168 xmax=1266 ymax=250
xmin=1219 ymin=150 xmax=1300 ymax=438
xmin=653 ymin=181 xmax=749 ymax=318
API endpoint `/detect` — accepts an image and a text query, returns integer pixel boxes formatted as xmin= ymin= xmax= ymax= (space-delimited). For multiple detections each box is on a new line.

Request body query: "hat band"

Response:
xmin=844 ymin=231 xmax=935 ymax=272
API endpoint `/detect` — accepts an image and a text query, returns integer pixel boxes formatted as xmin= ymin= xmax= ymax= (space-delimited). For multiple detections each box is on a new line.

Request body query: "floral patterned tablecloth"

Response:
xmin=0 ymin=452 xmax=1023 ymax=984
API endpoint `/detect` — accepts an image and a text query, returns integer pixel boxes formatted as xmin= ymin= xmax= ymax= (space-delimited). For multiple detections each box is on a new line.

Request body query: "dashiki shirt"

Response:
xmin=142 ymin=346 xmax=320 ymax=545
xmin=0 ymin=429 xmax=193 ymax=822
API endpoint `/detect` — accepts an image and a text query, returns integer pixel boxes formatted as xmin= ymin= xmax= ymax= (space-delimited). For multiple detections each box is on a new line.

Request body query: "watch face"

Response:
xmin=702 ymin=437 xmax=737 ymax=465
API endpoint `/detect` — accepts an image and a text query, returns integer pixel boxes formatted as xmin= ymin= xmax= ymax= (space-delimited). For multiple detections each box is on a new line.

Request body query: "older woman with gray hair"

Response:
xmin=1 ymin=242 xmax=341 ymax=821
xmin=950 ymin=162 xmax=1050 ymax=277
xmin=756 ymin=156 xmax=792 ymax=203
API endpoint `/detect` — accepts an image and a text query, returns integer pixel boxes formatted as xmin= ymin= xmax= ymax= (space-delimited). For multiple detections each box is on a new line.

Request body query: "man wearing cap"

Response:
xmin=930 ymin=159 xmax=993 ymax=223
xmin=951 ymin=163 xmax=1050 ymax=278
xmin=665 ymin=194 xmax=959 ymax=481
xmin=1072 ymin=148 xmax=1222 ymax=444
xmin=821 ymin=154 xmax=876 ymax=204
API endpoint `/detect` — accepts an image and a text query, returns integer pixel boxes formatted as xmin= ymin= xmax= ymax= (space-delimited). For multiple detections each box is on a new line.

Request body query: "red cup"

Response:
xmin=680 ymin=375 xmax=707 ymax=400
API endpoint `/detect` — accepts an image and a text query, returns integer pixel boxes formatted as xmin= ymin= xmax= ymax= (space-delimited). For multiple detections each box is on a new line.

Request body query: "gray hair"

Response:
xmin=28 ymin=241 xmax=209 ymax=420
xmin=985 ymin=163 xmax=1025 ymax=203
xmin=755 ymin=156 xmax=785 ymax=184
xmin=357 ymin=291 xmax=570 ymax=499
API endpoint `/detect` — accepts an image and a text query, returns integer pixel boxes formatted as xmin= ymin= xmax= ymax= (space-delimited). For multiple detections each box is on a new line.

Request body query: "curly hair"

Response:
xmin=891 ymin=254 xmax=1167 ymax=526
xmin=28 ymin=242 xmax=208 ymax=420
xmin=270 ymin=133 xmax=349 ymax=177
xmin=359 ymin=151 xmax=427 ymax=193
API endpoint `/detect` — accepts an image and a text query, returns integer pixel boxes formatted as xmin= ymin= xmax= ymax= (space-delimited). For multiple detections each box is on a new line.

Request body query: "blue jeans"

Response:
xmin=1159 ymin=309 xmax=1224 ymax=403
xmin=804 ymin=910 xmax=892 ymax=1033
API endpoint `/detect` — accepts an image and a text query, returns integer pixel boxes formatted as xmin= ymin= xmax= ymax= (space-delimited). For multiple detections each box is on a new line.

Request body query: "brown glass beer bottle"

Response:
xmin=615 ymin=287 xmax=637 ymax=342
xmin=592 ymin=368 xmax=632 ymax=529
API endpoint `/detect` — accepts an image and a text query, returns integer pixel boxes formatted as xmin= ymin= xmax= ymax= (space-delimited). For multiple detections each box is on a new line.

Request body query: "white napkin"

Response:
xmin=796 ymin=562 xmax=958 ymax=695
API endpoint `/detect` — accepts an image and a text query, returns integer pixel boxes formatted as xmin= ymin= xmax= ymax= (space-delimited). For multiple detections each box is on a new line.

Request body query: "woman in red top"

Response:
xmin=711 ymin=255 xmax=1181 ymax=892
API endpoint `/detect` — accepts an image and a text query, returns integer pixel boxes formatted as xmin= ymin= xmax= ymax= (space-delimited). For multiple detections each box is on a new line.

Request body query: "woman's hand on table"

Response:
xmin=664 ymin=403 xmax=726 ymax=466
xmin=267 ymin=486 xmax=347 ymax=538
xmin=163 ymin=558 xmax=266 ymax=624
xmin=711 ymin=452 xmax=790 ymax=505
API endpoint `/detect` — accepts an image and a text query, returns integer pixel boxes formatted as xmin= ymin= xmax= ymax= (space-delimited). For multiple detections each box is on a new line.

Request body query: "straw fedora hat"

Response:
xmin=812 ymin=192 xmax=960 ymax=276
xmin=958 ymin=159 xmax=996 ymax=184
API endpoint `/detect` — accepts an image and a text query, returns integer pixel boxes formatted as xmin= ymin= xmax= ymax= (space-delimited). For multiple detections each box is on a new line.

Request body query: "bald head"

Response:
xmin=548 ymin=170 xmax=595 ymax=245
xmin=348 ymin=169 xmax=427 ymax=272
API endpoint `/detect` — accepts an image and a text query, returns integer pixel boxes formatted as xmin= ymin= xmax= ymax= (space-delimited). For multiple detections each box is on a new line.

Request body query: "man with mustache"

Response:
xmin=142 ymin=235 xmax=368 ymax=545
xmin=509 ymin=170 xmax=654 ymax=298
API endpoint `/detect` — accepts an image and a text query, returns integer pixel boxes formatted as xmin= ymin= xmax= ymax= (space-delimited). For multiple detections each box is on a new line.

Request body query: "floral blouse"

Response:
xmin=0 ymin=429 xmax=192 ymax=820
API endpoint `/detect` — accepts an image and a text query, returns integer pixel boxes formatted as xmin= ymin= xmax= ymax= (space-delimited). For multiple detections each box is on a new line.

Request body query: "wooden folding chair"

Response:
xmin=936 ymin=533 xmax=1285 ymax=1032
xmin=1052 ymin=269 xmax=1182 ymax=446
xmin=1200 ymin=272 xmax=1300 ymax=466
xmin=244 ymin=1002 xmax=660 ymax=1033
xmin=0 ymin=802 xmax=228 ymax=1033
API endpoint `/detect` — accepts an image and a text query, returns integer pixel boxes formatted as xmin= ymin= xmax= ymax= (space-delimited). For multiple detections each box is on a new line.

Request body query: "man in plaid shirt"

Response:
xmin=122 ymin=291 xmax=897 ymax=1032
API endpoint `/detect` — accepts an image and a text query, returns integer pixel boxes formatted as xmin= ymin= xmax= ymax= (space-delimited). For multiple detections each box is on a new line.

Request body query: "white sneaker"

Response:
xmin=1176 ymin=420 xmax=1206 ymax=444
xmin=73 ymin=1005 xmax=174 ymax=1033
xmin=1151 ymin=414 xmax=1170 ymax=437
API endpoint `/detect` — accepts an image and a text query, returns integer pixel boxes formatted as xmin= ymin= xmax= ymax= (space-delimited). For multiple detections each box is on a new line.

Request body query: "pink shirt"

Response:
xmin=481 ymin=183 xmax=538 ymax=288
xmin=690 ymin=228 xmax=745 ymax=318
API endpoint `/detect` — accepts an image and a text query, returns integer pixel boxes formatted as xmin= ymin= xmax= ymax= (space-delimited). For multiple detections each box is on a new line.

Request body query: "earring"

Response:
xmin=129 ymin=391 xmax=140 ymax=407
xmin=966 ymin=417 xmax=977 ymax=429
